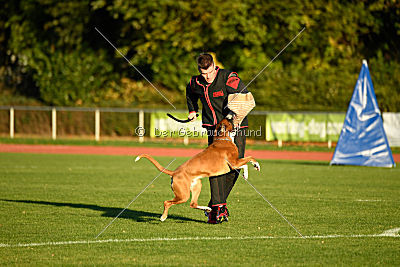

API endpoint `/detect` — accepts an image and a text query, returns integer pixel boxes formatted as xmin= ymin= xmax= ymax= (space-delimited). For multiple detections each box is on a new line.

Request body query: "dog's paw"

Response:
xmin=253 ymin=162 xmax=261 ymax=171
xmin=135 ymin=156 xmax=141 ymax=162
xmin=205 ymin=207 xmax=212 ymax=213
xmin=243 ymin=169 xmax=249 ymax=180
xmin=160 ymin=215 xmax=167 ymax=222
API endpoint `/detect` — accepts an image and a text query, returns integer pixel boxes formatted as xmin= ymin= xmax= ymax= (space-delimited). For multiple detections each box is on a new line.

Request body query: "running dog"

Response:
xmin=135 ymin=118 xmax=260 ymax=221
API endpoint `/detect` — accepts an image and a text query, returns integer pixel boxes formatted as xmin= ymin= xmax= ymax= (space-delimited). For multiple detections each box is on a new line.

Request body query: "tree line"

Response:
xmin=1 ymin=0 xmax=399 ymax=111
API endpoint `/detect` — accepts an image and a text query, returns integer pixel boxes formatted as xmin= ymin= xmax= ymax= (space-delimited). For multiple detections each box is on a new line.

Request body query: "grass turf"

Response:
xmin=0 ymin=153 xmax=399 ymax=265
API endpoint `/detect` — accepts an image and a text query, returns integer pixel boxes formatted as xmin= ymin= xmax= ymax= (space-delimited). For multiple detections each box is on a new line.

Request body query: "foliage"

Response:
xmin=0 ymin=0 xmax=399 ymax=111
xmin=2 ymin=0 xmax=117 ymax=106
xmin=31 ymin=47 xmax=115 ymax=106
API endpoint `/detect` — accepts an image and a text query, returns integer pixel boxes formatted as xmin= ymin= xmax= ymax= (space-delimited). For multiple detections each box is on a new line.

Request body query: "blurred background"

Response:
xmin=0 ymin=0 xmax=399 ymax=144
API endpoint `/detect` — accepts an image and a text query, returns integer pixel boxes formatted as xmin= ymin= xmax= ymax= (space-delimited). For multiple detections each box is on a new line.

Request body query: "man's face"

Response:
xmin=199 ymin=64 xmax=216 ymax=84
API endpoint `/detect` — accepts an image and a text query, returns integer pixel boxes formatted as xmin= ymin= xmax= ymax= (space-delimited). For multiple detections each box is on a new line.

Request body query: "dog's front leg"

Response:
xmin=251 ymin=161 xmax=260 ymax=171
xmin=227 ymin=156 xmax=261 ymax=172
xmin=238 ymin=164 xmax=249 ymax=180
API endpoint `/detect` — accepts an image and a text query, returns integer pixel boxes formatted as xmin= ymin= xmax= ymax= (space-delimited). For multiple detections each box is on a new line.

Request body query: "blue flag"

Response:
xmin=330 ymin=60 xmax=395 ymax=167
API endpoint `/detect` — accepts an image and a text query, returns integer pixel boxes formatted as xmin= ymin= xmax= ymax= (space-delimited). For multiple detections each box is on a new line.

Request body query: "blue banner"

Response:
xmin=330 ymin=60 xmax=395 ymax=167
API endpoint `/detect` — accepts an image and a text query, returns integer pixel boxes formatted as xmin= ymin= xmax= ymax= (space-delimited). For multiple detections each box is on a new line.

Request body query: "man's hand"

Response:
xmin=188 ymin=112 xmax=197 ymax=121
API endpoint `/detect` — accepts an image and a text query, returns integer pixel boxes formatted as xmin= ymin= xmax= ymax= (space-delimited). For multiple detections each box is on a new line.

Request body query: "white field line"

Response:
xmin=356 ymin=199 xmax=382 ymax=202
xmin=1 ymin=228 xmax=399 ymax=248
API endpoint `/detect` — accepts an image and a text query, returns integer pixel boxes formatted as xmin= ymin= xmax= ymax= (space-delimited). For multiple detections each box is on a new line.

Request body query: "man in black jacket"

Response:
xmin=186 ymin=53 xmax=248 ymax=224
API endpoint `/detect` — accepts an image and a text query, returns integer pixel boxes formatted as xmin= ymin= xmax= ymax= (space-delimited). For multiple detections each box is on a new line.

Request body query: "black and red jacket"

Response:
xmin=186 ymin=66 xmax=249 ymax=128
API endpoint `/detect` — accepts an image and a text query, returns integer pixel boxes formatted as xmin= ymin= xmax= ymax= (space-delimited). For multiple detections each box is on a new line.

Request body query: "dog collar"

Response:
xmin=214 ymin=138 xmax=232 ymax=141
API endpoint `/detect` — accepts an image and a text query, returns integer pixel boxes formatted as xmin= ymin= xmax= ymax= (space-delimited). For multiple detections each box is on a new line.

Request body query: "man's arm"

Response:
xmin=186 ymin=79 xmax=199 ymax=120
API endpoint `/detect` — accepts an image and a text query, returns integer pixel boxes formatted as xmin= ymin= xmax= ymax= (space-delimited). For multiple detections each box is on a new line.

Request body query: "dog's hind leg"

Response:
xmin=160 ymin=178 xmax=190 ymax=222
xmin=190 ymin=179 xmax=211 ymax=212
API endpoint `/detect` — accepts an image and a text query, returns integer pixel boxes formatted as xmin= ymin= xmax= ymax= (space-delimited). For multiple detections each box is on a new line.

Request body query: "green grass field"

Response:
xmin=0 ymin=152 xmax=399 ymax=265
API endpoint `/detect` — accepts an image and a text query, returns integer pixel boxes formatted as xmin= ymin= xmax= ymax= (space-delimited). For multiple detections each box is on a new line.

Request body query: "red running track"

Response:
xmin=0 ymin=144 xmax=399 ymax=162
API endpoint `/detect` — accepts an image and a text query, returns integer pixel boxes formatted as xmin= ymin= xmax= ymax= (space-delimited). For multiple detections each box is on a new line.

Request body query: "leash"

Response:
xmin=95 ymin=158 xmax=176 ymax=239
xmin=243 ymin=178 xmax=305 ymax=238
xmin=167 ymin=113 xmax=199 ymax=123
xmin=225 ymin=159 xmax=305 ymax=238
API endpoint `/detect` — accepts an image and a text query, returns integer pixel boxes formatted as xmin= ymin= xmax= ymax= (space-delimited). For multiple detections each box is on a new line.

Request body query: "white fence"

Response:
xmin=1 ymin=106 xmax=399 ymax=147
xmin=382 ymin=113 xmax=400 ymax=147
xmin=0 ymin=106 xmax=148 ymax=142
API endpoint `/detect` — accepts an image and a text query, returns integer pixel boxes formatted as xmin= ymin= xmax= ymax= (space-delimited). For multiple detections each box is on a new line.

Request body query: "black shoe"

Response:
xmin=204 ymin=209 xmax=210 ymax=217
xmin=225 ymin=206 xmax=230 ymax=217
xmin=216 ymin=205 xmax=229 ymax=223
xmin=207 ymin=207 xmax=218 ymax=224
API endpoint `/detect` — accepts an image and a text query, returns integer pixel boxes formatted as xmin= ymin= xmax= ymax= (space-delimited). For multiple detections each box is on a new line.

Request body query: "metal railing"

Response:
xmin=1 ymin=106 xmax=399 ymax=147
xmin=0 ymin=105 xmax=348 ymax=144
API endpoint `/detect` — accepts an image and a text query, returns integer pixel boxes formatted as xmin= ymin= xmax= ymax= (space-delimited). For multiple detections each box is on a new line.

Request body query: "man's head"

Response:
xmin=197 ymin=53 xmax=217 ymax=84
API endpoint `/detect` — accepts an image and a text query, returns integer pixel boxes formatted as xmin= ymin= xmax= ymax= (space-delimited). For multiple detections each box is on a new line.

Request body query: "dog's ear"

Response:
xmin=221 ymin=124 xmax=226 ymax=133
xmin=225 ymin=120 xmax=233 ymax=132
xmin=215 ymin=121 xmax=226 ymax=136
xmin=220 ymin=119 xmax=233 ymax=133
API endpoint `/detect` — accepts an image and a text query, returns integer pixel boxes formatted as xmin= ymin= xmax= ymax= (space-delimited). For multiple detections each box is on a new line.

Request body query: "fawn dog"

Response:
xmin=135 ymin=118 xmax=260 ymax=221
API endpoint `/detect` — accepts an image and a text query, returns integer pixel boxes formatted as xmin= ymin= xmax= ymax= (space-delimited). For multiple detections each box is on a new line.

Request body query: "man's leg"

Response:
xmin=207 ymin=129 xmax=229 ymax=223
xmin=223 ymin=127 xmax=246 ymax=201
xmin=208 ymin=174 xmax=226 ymax=206
xmin=208 ymin=128 xmax=246 ymax=223
xmin=207 ymin=131 xmax=225 ymax=206
xmin=222 ymin=171 xmax=239 ymax=204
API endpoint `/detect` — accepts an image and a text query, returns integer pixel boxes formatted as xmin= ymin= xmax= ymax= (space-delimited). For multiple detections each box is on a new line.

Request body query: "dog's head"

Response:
xmin=215 ymin=118 xmax=234 ymax=137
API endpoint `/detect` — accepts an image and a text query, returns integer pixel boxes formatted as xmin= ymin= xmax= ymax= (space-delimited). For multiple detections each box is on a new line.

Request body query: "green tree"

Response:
xmin=3 ymin=0 xmax=117 ymax=106
xmin=1 ymin=0 xmax=399 ymax=111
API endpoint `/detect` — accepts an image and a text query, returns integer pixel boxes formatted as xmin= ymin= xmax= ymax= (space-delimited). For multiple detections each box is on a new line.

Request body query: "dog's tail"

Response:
xmin=135 ymin=154 xmax=174 ymax=176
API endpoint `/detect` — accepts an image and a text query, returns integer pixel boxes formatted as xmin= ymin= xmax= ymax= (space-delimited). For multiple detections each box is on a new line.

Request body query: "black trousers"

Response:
xmin=207 ymin=127 xmax=246 ymax=206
